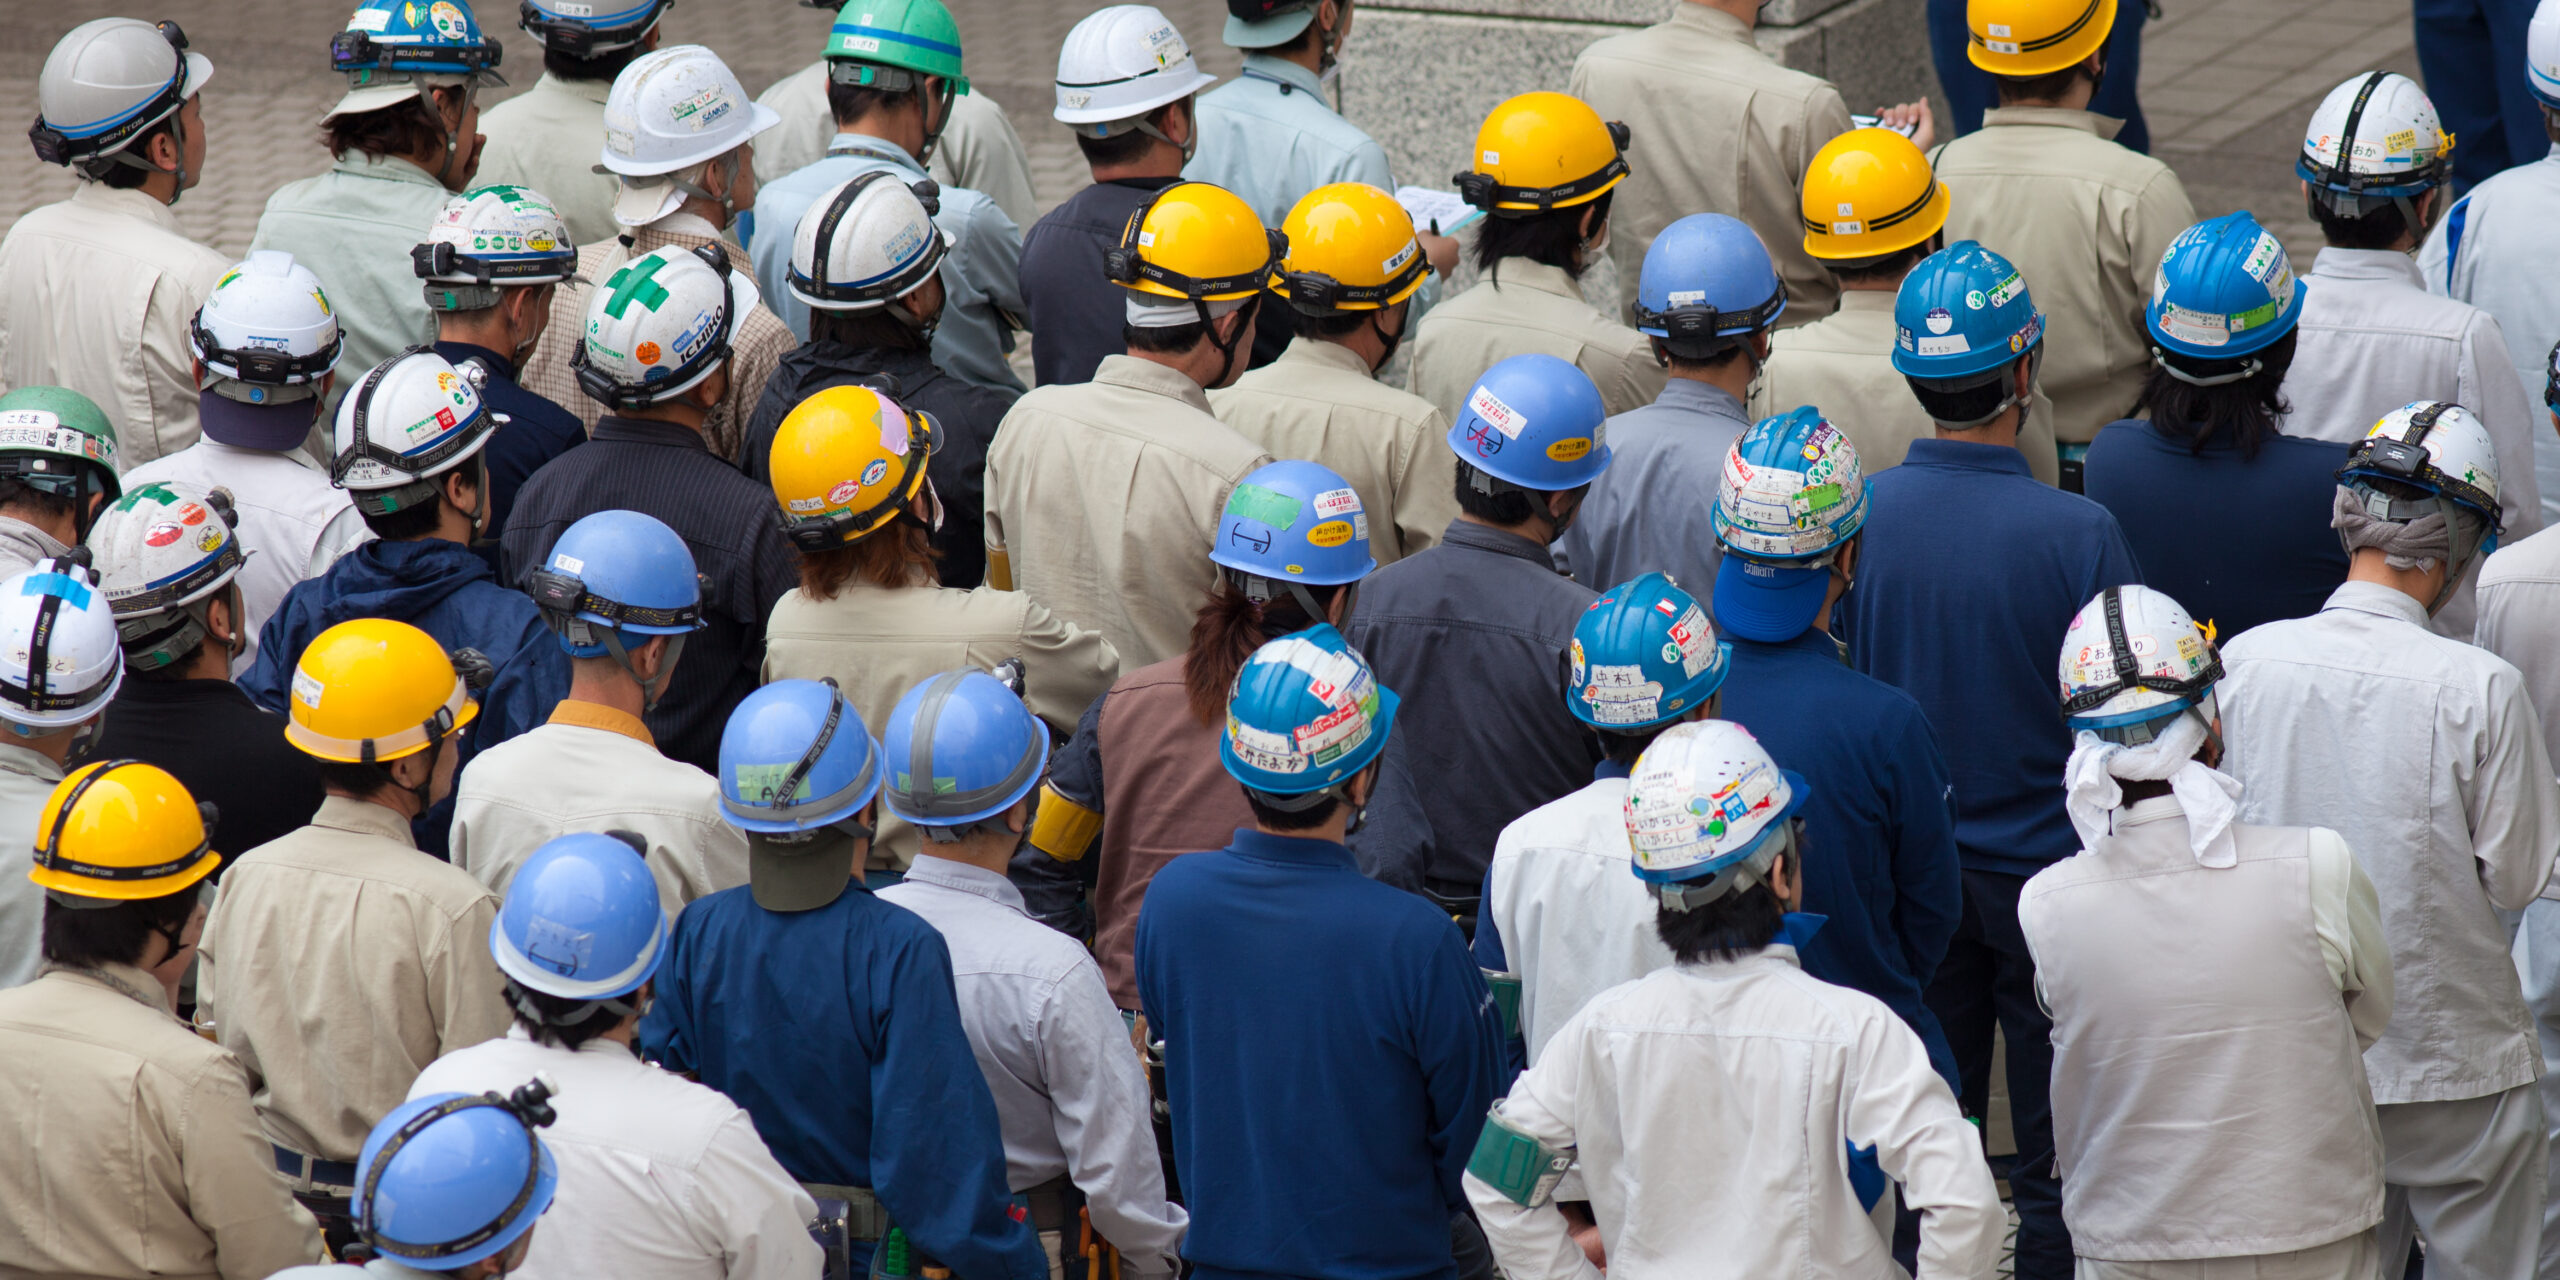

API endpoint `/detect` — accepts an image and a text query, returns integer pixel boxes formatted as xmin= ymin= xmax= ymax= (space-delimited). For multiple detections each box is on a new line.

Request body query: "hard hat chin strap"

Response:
xmin=2152 ymin=346 xmax=2261 ymax=387
xmin=597 ymin=628 xmax=684 ymax=710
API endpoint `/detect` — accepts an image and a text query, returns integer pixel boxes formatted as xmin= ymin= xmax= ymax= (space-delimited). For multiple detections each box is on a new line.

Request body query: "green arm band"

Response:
xmin=1467 ymin=1104 xmax=1573 ymax=1208
xmin=1483 ymin=970 xmax=1523 ymax=1040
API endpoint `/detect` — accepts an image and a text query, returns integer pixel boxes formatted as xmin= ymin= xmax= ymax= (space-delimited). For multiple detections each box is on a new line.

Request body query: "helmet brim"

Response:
xmin=1711 ymin=556 xmax=1831 ymax=644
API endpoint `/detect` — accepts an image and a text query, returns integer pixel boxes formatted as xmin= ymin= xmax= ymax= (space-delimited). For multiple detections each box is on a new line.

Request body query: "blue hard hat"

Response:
xmin=1711 ymin=407 xmax=1869 ymax=642
xmin=1632 ymin=213 xmax=1785 ymax=353
xmin=489 ymin=832 xmax=669 ymax=1002
xmin=532 ymin=509 xmax=705 ymax=658
xmin=354 ymin=1089 xmax=558 ymax=1269
xmin=717 ymin=678 xmax=883 ymax=833
xmin=881 ymin=669 xmax=1049 ymax=830
xmin=1211 ymin=459 xmax=1376 ymax=587
xmin=520 ymin=0 xmax=668 ymax=55
xmin=1221 ymin=623 xmax=1399 ymax=796
xmin=1567 ymin=572 xmax=1730 ymax=730
xmin=334 ymin=0 xmax=507 ymax=83
xmin=1446 ymin=354 xmax=1612 ymax=492
xmin=1889 ymin=240 xmax=2045 ymax=383
xmin=2144 ymin=211 xmax=2304 ymax=362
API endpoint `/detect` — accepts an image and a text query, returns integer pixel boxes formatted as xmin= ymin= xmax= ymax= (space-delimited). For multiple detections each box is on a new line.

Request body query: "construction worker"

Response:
xmin=1346 ymin=355 xmax=1608 ymax=923
xmin=1406 ymin=93 xmax=1663 ymax=421
xmin=1026 ymin=459 xmax=1427 ymax=998
xmin=271 ymin=1079 xmax=562 ymax=1280
xmin=456 ymin=510 xmax=744 ymax=910
xmin=982 ymin=180 xmax=1276 ymax=668
xmin=1557 ymin=212 xmax=1780 ymax=591
xmin=2025 ymin=585 xmax=2392 ymax=1278
xmin=1570 ymin=0 xmax=1913 ymax=321
xmin=0 ymin=386 xmax=122 ymax=580
xmin=1467 ymin=721 xmax=2005 ymax=1279
xmin=504 ymin=244 xmax=797 ymax=773
xmin=474 ymin=0 xmax=669 ymax=244
xmin=1934 ymin=0 xmax=2196 ymax=487
xmin=2413 ymin=0 xmax=2544 ymax=193
xmin=877 ymin=673 xmax=1188 ymax=1278
xmin=412 ymin=831 xmax=822 ymax=1279
xmin=0 ymin=760 xmax=325 ymax=1276
xmin=1023 ymin=5 xmax=1219 ymax=387
xmin=1138 ymin=625 xmax=1501 ymax=1279
xmin=240 ymin=347 xmax=571 ymax=854
xmin=1209 ymin=182 xmax=1458 ymax=564
xmin=1710 ymin=411 xmax=1964 ymax=1095
xmin=646 ymin=679 xmax=1049 ymax=1280
xmin=197 ymin=618 xmax=510 ymax=1253
xmin=415 ymin=185 xmax=591 ymax=549
xmin=2084 ymin=212 xmax=2353 ymax=637
xmin=2285 ymin=71 xmax=2546 ymax=587
xmin=1 ymin=18 xmax=227 ymax=467
xmin=750 ymin=0 xmax=1026 ymax=395
xmin=1755 ymin=128 xmax=2063 ymax=484
xmin=126 ymin=254 xmax=362 ymax=670
xmin=2421 ymin=0 xmax=2560 ymax=522
xmin=2221 ymin=401 xmax=2560 ymax=1280
xmin=518 ymin=44 xmax=793 ymax=461
xmin=1850 ymin=241 xmax=2141 ymax=1275
xmin=1476 ymin=572 xmax=1730 ymax=1065
xmin=762 ymin=387 xmax=1118 ymax=878
xmin=253 ymin=0 xmax=507 ymax=409
xmin=741 ymin=171 xmax=1018 ymax=586
xmin=1928 ymin=0 xmax=2152 ymax=149
xmin=82 ymin=482 xmax=323 ymax=885
xmin=0 ymin=559 xmax=127 ymax=990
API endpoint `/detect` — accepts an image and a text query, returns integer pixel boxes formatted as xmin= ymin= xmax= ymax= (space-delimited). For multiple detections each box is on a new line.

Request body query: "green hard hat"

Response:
xmin=826 ymin=0 xmax=971 ymax=94
xmin=0 ymin=386 xmax=120 ymax=499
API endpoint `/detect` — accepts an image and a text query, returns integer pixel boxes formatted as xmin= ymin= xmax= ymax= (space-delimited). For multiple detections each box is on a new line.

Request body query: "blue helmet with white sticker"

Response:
xmin=332 ymin=0 xmax=507 ymax=85
xmin=1221 ymin=624 xmax=1399 ymax=799
xmin=489 ymin=831 xmax=668 ymax=1008
xmin=1445 ymin=353 xmax=1612 ymax=493
xmin=1212 ymin=459 xmax=1376 ymax=590
xmin=519 ymin=0 xmax=670 ymax=57
xmin=1632 ymin=213 xmax=1784 ymax=360
xmin=2145 ymin=211 xmax=2304 ymax=364
xmin=1890 ymin=240 xmax=2045 ymax=384
xmin=717 ymin=677 xmax=883 ymax=834
xmin=1566 ymin=572 xmax=1729 ymax=731
xmin=1711 ymin=407 xmax=1868 ymax=642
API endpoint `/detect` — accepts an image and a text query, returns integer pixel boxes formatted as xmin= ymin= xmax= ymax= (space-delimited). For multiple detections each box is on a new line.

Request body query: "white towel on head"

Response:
xmin=2063 ymin=714 xmax=2243 ymax=868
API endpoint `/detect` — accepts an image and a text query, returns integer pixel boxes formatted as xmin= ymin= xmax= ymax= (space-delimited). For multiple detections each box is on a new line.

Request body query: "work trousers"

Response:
xmin=2413 ymin=0 xmax=2546 ymax=192
xmin=2075 ymin=1230 xmax=2380 ymax=1280
xmin=1927 ymin=0 xmax=2151 ymax=152
xmin=2376 ymin=1084 xmax=2546 ymax=1280
xmin=2520 ymin=899 xmax=2560 ymax=1280
xmin=1927 ymin=867 xmax=2071 ymax=1280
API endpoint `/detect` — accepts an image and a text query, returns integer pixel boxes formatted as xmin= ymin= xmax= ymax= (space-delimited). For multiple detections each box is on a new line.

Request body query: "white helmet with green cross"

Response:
xmin=570 ymin=241 xmax=762 ymax=413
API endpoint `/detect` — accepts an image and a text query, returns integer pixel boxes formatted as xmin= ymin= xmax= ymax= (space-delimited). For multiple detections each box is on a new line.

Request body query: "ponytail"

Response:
xmin=1183 ymin=575 xmax=1330 ymax=727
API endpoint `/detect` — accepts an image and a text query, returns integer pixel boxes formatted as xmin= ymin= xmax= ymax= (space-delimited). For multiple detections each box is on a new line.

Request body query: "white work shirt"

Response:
xmin=473 ymin=73 xmax=618 ymax=247
xmin=1467 ymin=937 xmax=2007 ymax=1280
xmin=0 ymin=181 xmax=231 ymax=470
xmin=878 ymin=858 xmax=1186 ymax=1276
xmin=410 ymin=1028 xmax=822 ymax=1280
xmin=2221 ymin=580 xmax=2560 ymax=1105
xmin=1482 ymin=775 xmax=1669 ymax=1064
xmin=0 ymin=743 xmax=63 ymax=990
xmin=126 ymin=436 xmax=369 ymax=674
xmin=2478 ymin=525 xmax=2560 ymax=766
xmin=754 ymin=63 xmax=1042 ymax=234
xmin=2419 ymin=142 xmax=2560 ymax=524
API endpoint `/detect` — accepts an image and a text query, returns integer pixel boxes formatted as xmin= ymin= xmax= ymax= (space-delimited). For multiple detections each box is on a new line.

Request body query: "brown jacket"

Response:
xmin=1093 ymin=658 xmax=1250 ymax=1009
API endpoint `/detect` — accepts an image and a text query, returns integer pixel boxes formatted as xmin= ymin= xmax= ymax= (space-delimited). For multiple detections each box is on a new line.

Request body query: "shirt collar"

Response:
xmin=1438 ymin=517 xmax=1564 ymax=568
xmin=827 ymin=132 xmax=925 ymax=175
xmin=1486 ymin=257 xmax=1587 ymax=304
xmin=592 ymin=414 xmax=714 ymax=455
xmin=1240 ymin=52 xmax=1326 ymax=98
xmin=502 ymin=1022 xmax=637 ymax=1058
xmin=1901 ymin=436 xmax=2035 ymax=476
xmin=0 ymin=515 xmax=73 ymax=565
xmin=1979 ymin=106 xmax=2126 ymax=140
xmin=332 ymin=151 xmax=449 ymax=189
xmin=1092 ymin=353 xmax=1214 ymax=412
xmin=45 ymin=961 xmax=175 ymax=1015
xmin=1668 ymin=2 xmax=1755 ymax=46
xmin=549 ymin=698 xmax=657 ymax=746
xmin=313 ymin=793 xmax=423 ymax=848
xmin=1279 ymin=334 xmax=1376 ymax=376
xmin=0 ymin=742 xmax=64 ymax=783
xmin=901 ymin=855 xmax=1030 ymax=913
xmin=2114 ymin=795 xmax=2190 ymax=829
xmin=1593 ymin=758 xmax=1632 ymax=781
xmin=1227 ymin=827 xmax=1359 ymax=869
xmin=2310 ymin=246 xmax=2424 ymax=285
xmin=1736 ymin=627 xmax=1845 ymax=661
xmin=1649 ymin=377 xmax=1750 ymax=422
xmin=69 ymin=179 xmax=181 ymax=230
xmin=2321 ymin=578 xmax=2433 ymax=628
xmin=1837 ymin=289 xmax=1897 ymax=314
xmin=636 ymin=212 xmax=727 ymax=244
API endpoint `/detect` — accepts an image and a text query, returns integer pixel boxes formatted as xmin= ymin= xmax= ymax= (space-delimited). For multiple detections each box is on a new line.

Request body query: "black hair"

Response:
xmin=0 ymin=480 xmax=77 ymax=526
xmin=1654 ymin=880 xmax=1785 ymax=963
xmin=1453 ymin=468 xmax=1539 ymax=524
xmin=356 ymin=463 xmax=480 ymax=541
xmin=813 ymin=306 xmax=927 ymax=352
xmin=508 ymin=983 xmax=632 ymax=1051
xmin=1660 ymin=340 xmax=1750 ymax=376
xmin=1474 ymin=191 xmax=1613 ymax=279
xmin=2134 ymin=328 xmax=2298 ymax=460
xmin=2308 ymin=196 xmax=2416 ymax=251
xmin=543 ymin=43 xmax=645 ymax=84
xmin=97 ymin=115 xmax=183 ymax=190
xmin=1124 ymin=318 xmax=1210 ymax=354
xmin=1597 ymin=720 xmax=1680 ymax=767
xmin=1992 ymin=59 xmax=2097 ymax=107
xmin=323 ymin=98 xmax=451 ymax=162
xmin=1305 ymin=310 xmax=1372 ymax=341
xmin=1829 ymin=239 xmax=1936 ymax=289
xmin=319 ymin=759 xmax=402 ymax=797
xmin=1243 ymin=786 xmax=1339 ymax=831
xmin=42 ymin=889 xmax=198 ymax=968
xmin=1073 ymin=102 xmax=1183 ymax=168
xmin=828 ymin=80 xmax=906 ymax=128
xmin=1907 ymin=358 xmax=2026 ymax=426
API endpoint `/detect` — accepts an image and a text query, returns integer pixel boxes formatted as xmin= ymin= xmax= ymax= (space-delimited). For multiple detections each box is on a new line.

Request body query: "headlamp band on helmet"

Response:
xmin=527 ymin=563 xmax=706 ymax=633
xmin=778 ymin=413 xmax=941 ymax=552
xmin=1633 ymin=279 xmax=1786 ymax=341
xmin=360 ymin=1080 xmax=556 ymax=1259
xmin=0 ymin=573 xmax=114 ymax=716
xmin=789 ymin=169 xmax=948 ymax=305
xmin=330 ymin=347 xmax=495 ymax=488
xmin=192 ymin=310 xmax=341 ymax=386
xmin=33 ymin=759 xmax=215 ymax=883
xmin=27 ymin=20 xmax=190 ymax=165
xmin=1455 ymin=121 xmax=1631 ymax=215
xmin=517 ymin=0 xmax=663 ymax=57
xmin=1972 ymin=0 xmax=2102 ymax=55
xmin=410 ymin=239 xmax=579 ymax=288
xmin=1276 ymin=253 xmax=1429 ymax=314
xmin=2312 ymin=71 xmax=2450 ymax=197
xmin=2342 ymin=401 xmax=2501 ymax=528
xmin=2057 ymin=585 xmax=2222 ymax=718
xmin=331 ymin=27 xmax=506 ymax=79
xmin=1105 ymin=204 xmax=1287 ymax=300
xmin=113 ymin=535 xmax=244 ymax=618
xmin=899 ymin=669 xmax=1042 ymax=824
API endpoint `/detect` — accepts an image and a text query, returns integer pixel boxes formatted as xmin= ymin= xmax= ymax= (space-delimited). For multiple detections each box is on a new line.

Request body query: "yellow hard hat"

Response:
xmin=1106 ymin=182 xmax=1284 ymax=304
xmin=1271 ymin=183 xmax=1431 ymax=314
xmin=769 ymin=385 xmax=943 ymax=550
xmin=1459 ymin=91 xmax=1628 ymax=216
xmin=28 ymin=760 xmax=219 ymax=903
xmin=285 ymin=618 xmax=480 ymax=764
xmin=1967 ymin=0 xmax=2117 ymax=77
xmin=1801 ymin=128 xmax=1952 ymax=262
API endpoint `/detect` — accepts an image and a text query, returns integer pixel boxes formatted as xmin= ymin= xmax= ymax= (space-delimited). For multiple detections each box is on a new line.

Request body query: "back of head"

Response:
xmin=1221 ymin=623 xmax=1398 ymax=830
xmin=518 ymin=0 xmax=668 ymax=81
xmin=2297 ymin=72 xmax=2451 ymax=248
xmin=354 ymin=1082 xmax=559 ymax=1271
xmin=2138 ymin=211 xmax=2304 ymax=455
xmin=1567 ymin=571 xmax=1730 ymax=761
xmin=193 ymin=251 xmax=344 ymax=450
xmin=598 ymin=44 xmax=780 ymax=228
xmin=1711 ymin=408 xmax=1869 ymax=641
xmin=284 ymin=618 xmax=480 ymax=799
xmin=31 ymin=759 xmax=219 ymax=967
xmin=527 ymin=509 xmax=705 ymax=707
xmin=1274 ymin=182 xmax=1432 ymax=324
xmin=321 ymin=0 xmax=507 ymax=161
xmin=1444 ymin=353 xmax=1612 ymax=522
xmin=1635 ymin=212 xmax=1785 ymax=369
xmin=415 ymin=184 xmax=582 ymax=314
xmin=1623 ymin=719 xmax=1809 ymax=960
xmin=2335 ymin=400 xmax=2504 ymax=611
xmin=768 ymin=386 xmax=943 ymax=599
xmin=2058 ymin=584 xmax=2222 ymax=747
xmin=718 ymin=677 xmax=882 ymax=911
xmin=89 ymin=480 xmax=247 ymax=677
xmin=788 ymin=170 xmax=948 ymax=327
xmin=331 ymin=347 xmax=502 ymax=539
xmin=1965 ymin=0 xmax=2115 ymax=100
xmin=1798 ymin=127 xmax=1950 ymax=282
xmin=491 ymin=830 xmax=669 ymax=1045
xmin=1890 ymin=240 xmax=2045 ymax=428
xmin=1053 ymin=5 xmax=1217 ymax=165
xmin=881 ymin=669 xmax=1048 ymax=842
xmin=1110 ymin=181 xmax=1278 ymax=381
xmin=573 ymin=242 xmax=762 ymax=413
xmin=1191 ymin=459 xmax=1377 ymax=724
xmin=1461 ymin=91 xmax=1627 ymax=277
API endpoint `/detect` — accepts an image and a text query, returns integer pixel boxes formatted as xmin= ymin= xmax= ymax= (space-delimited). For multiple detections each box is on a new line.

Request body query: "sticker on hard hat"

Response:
xmin=860 ymin=459 xmax=890 ymax=488
xmin=1988 ymin=272 xmax=2025 ymax=309
xmin=2159 ymin=303 xmax=2231 ymax=348
xmin=1467 ymin=386 xmax=1528 ymax=439
xmin=1307 ymin=520 xmax=1355 ymax=548
xmin=1831 ymin=220 xmax=1865 ymax=236
xmin=1916 ymin=334 xmax=1970 ymax=356
xmin=1382 ymin=240 xmax=1418 ymax=278
xmin=552 ymin=554 xmax=586 ymax=575
xmin=1670 ymin=605 xmax=1717 ymax=678
xmin=1230 ymin=483 xmax=1305 ymax=532
xmin=1313 ymin=487 xmax=1363 ymax=519
xmin=1666 ymin=290 xmax=1707 ymax=307
xmin=828 ymin=479 xmax=862 ymax=505
xmin=144 ymin=523 xmax=183 ymax=548
xmin=1547 ymin=438 xmax=1592 ymax=462
xmin=1569 ymin=638 xmax=1586 ymax=685
xmin=1584 ymin=679 xmax=1665 ymax=725
xmin=671 ymin=87 xmax=737 ymax=133
xmin=429 ymin=1 xmax=470 ymax=38
xmin=636 ymin=341 xmax=662 ymax=365
xmin=787 ymin=495 xmax=828 ymax=513
xmin=195 ymin=527 xmax=226 ymax=554
xmin=348 ymin=6 xmax=391 ymax=31
xmin=293 ymin=669 xmax=327 ymax=710
xmin=2241 ymin=233 xmax=2287 ymax=288
xmin=1924 ymin=308 xmax=1953 ymax=336
xmin=1965 ymin=290 xmax=1986 ymax=310
xmin=1985 ymin=38 xmax=2021 ymax=53
xmin=1061 ymin=90 xmax=1092 ymax=109
xmin=177 ymin=503 xmax=207 ymax=526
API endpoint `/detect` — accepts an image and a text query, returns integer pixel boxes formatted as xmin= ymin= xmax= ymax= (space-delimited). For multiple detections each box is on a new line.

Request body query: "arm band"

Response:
xmin=1028 ymin=783 xmax=1102 ymax=862
xmin=1466 ymin=1104 xmax=1574 ymax=1208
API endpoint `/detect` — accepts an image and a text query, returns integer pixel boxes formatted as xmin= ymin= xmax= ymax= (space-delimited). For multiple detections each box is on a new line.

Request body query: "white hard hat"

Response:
xmin=2344 ymin=399 xmax=2503 ymax=524
xmin=0 ymin=558 xmax=124 ymax=732
xmin=415 ymin=184 xmax=585 ymax=311
xmin=2058 ymin=585 xmax=2221 ymax=744
xmin=2534 ymin=0 xmax=2560 ymax=109
xmin=329 ymin=347 xmax=501 ymax=511
xmin=192 ymin=251 xmax=344 ymax=403
xmin=599 ymin=44 xmax=780 ymax=225
xmin=789 ymin=170 xmax=950 ymax=312
xmin=1054 ymin=5 xmax=1218 ymax=131
xmin=1622 ymin=719 xmax=1809 ymax=909
xmin=88 ymin=479 xmax=247 ymax=673
xmin=573 ymin=243 xmax=760 ymax=411
xmin=2298 ymin=72 xmax=2452 ymax=215
xmin=31 ymin=18 xmax=212 ymax=176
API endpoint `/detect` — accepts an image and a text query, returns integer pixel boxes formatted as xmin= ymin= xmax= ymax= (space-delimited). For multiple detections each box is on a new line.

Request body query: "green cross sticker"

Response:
xmin=116 ymin=481 xmax=180 ymax=512
xmin=601 ymin=255 xmax=675 ymax=320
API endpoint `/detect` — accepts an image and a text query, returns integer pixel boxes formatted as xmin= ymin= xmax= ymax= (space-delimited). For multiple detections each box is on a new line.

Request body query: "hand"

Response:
xmin=1559 ymin=1201 xmax=1606 ymax=1272
xmin=1875 ymin=98 xmax=1935 ymax=152
xmin=1419 ymin=230 xmax=1461 ymax=280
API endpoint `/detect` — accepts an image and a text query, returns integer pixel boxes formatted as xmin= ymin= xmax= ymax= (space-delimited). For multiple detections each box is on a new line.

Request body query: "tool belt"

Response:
xmin=274 ymin=1144 xmax=360 ymax=1189
xmin=803 ymin=1182 xmax=893 ymax=1242
xmin=276 ymin=1147 xmax=369 ymax=1265
xmin=1018 ymin=1173 xmax=1079 ymax=1232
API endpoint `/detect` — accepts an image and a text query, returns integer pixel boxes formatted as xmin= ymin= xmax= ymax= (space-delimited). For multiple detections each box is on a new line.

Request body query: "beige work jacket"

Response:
xmin=198 ymin=796 xmax=509 ymax=1161
xmin=1569 ymin=2 xmax=1853 ymax=323
xmin=764 ymin=575 xmax=1121 ymax=869
xmin=0 ymin=181 xmax=230 ymax=469
xmin=474 ymin=72 xmax=618 ymax=246
xmin=0 ymin=963 xmax=322 ymax=1279
xmin=1210 ymin=336 xmax=1459 ymax=565
xmin=1405 ymin=258 xmax=1666 ymax=423
xmin=1754 ymin=289 xmax=2062 ymax=485
xmin=1935 ymin=107 xmax=2195 ymax=443
xmin=983 ymin=355 xmax=1272 ymax=669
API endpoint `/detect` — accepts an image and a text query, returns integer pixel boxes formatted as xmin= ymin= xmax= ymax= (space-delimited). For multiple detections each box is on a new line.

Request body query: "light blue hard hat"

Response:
xmin=354 ymin=1085 xmax=558 ymax=1269
xmin=531 ymin=509 xmax=705 ymax=658
xmin=489 ymin=831 xmax=668 ymax=1005
xmin=1445 ymin=353 xmax=1612 ymax=493
xmin=717 ymin=677 xmax=883 ymax=834
xmin=1212 ymin=459 xmax=1376 ymax=587
xmin=1632 ymin=213 xmax=1784 ymax=358
xmin=881 ymin=668 xmax=1049 ymax=836
xmin=1890 ymin=240 xmax=2045 ymax=384
xmin=1567 ymin=572 xmax=1729 ymax=730
xmin=1221 ymin=623 xmax=1398 ymax=798
xmin=332 ymin=0 xmax=507 ymax=85
xmin=519 ymin=0 xmax=670 ymax=56
xmin=2144 ymin=211 xmax=2304 ymax=363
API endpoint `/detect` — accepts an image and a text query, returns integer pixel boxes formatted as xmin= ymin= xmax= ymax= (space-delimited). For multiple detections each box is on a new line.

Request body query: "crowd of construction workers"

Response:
xmin=11 ymin=0 xmax=2560 ymax=1276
